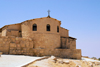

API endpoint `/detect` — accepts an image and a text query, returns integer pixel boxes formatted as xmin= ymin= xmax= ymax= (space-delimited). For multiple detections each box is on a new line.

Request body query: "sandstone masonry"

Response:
xmin=0 ymin=16 xmax=81 ymax=59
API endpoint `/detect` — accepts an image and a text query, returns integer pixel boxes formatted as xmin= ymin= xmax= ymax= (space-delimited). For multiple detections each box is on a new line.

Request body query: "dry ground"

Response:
xmin=26 ymin=56 xmax=100 ymax=67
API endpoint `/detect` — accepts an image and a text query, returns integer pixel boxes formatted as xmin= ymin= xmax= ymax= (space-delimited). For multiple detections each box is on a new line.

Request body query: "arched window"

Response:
xmin=33 ymin=24 xmax=37 ymax=31
xmin=57 ymin=26 xmax=59 ymax=32
xmin=46 ymin=24 xmax=50 ymax=31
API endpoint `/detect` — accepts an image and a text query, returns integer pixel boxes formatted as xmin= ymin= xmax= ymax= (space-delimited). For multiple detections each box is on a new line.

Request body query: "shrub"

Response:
xmin=98 ymin=58 xmax=100 ymax=61
xmin=91 ymin=57 xmax=97 ymax=60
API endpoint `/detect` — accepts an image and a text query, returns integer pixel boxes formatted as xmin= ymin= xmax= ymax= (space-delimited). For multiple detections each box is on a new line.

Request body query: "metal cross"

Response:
xmin=47 ymin=10 xmax=50 ymax=16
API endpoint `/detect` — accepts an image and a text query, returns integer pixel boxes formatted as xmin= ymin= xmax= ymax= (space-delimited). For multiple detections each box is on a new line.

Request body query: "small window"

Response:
xmin=33 ymin=24 xmax=37 ymax=31
xmin=57 ymin=26 xmax=59 ymax=32
xmin=47 ymin=24 xmax=50 ymax=31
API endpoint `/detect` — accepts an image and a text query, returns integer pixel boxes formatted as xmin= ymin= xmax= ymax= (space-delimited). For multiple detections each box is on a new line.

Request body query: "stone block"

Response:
xmin=22 ymin=38 xmax=26 ymax=41
xmin=10 ymin=37 xmax=16 ymax=42
xmin=4 ymin=39 xmax=8 ymax=41
xmin=29 ymin=42 xmax=33 ymax=48
xmin=29 ymin=38 xmax=32 ymax=41
xmin=15 ymin=41 xmax=20 ymax=44
xmin=0 ymin=44 xmax=3 ymax=47
xmin=21 ymin=44 xmax=25 ymax=47
xmin=25 ymin=42 xmax=29 ymax=47
xmin=28 ymin=53 xmax=34 ymax=56
xmin=10 ymin=43 xmax=16 ymax=48
xmin=16 ymin=44 xmax=20 ymax=48
xmin=16 ymin=50 xmax=21 ymax=54
xmin=20 ymin=41 xmax=26 ymax=47
xmin=0 ymin=41 xmax=3 ymax=44
xmin=10 ymin=50 xmax=16 ymax=54
xmin=16 ymin=47 xmax=21 ymax=50
xmin=16 ymin=37 xmax=19 ymax=40
xmin=10 ymin=47 xmax=15 ymax=50
xmin=0 ymin=38 xmax=3 ymax=41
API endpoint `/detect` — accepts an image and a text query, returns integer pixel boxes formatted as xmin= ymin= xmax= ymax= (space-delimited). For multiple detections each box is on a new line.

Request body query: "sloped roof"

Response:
xmin=21 ymin=17 xmax=61 ymax=25
xmin=0 ymin=23 xmax=21 ymax=31
xmin=60 ymin=27 xmax=69 ymax=31
xmin=0 ymin=17 xmax=61 ymax=31
xmin=69 ymin=36 xmax=77 ymax=40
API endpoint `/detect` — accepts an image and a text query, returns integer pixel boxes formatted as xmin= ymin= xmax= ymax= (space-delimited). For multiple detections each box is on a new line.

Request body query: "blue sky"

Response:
xmin=0 ymin=0 xmax=100 ymax=58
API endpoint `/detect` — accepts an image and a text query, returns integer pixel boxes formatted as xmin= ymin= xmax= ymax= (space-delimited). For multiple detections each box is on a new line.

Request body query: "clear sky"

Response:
xmin=0 ymin=0 xmax=100 ymax=58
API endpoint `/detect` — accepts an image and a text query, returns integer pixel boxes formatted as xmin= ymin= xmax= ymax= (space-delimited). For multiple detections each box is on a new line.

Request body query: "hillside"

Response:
xmin=26 ymin=56 xmax=100 ymax=67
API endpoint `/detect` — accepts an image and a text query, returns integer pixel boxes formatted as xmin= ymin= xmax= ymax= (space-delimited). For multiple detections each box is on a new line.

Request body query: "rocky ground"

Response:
xmin=26 ymin=56 xmax=100 ymax=67
xmin=0 ymin=55 xmax=100 ymax=67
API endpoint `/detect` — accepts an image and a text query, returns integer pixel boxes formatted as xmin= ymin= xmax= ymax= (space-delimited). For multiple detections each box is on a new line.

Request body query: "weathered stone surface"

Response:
xmin=49 ymin=56 xmax=57 ymax=61
xmin=0 ymin=17 xmax=81 ymax=59
xmin=10 ymin=43 xmax=16 ymax=48
xmin=48 ymin=56 xmax=57 ymax=63
xmin=63 ymin=60 xmax=70 ymax=64
xmin=58 ymin=60 xmax=64 ymax=64
xmin=75 ymin=65 xmax=81 ymax=67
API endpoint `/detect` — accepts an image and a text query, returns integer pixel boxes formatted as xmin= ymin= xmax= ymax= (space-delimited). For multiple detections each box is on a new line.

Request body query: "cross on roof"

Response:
xmin=47 ymin=10 xmax=50 ymax=17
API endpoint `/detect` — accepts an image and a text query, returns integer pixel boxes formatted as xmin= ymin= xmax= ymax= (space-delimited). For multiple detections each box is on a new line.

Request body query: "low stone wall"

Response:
xmin=0 ymin=36 xmax=81 ymax=59
xmin=0 ymin=36 xmax=33 ymax=55
xmin=32 ymin=48 xmax=81 ymax=59
xmin=54 ymin=49 xmax=81 ymax=59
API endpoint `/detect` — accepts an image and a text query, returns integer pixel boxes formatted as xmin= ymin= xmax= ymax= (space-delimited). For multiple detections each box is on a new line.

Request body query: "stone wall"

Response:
xmin=61 ymin=37 xmax=68 ymax=48
xmin=0 ymin=17 xmax=81 ymax=59
xmin=60 ymin=37 xmax=76 ymax=49
xmin=0 ymin=33 xmax=1 ymax=37
xmin=0 ymin=36 xmax=81 ymax=59
xmin=30 ymin=33 xmax=60 ymax=49
xmin=7 ymin=24 xmax=21 ymax=31
xmin=60 ymin=27 xmax=69 ymax=37
xmin=7 ymin=30 xmax=21 ymax=37
xmin=32 ymin=48 xmax=81 ymax=59
xmin=21 ymin=17 xmax=61 ymax=49
xmin=1 ymin=23 xmax=21 ymax=37
xmin=69 ymin=38 xmax=76 ymax=49
xmin=20 ymin=17 xmax=61 ymax=49
xmin=54 ymin=49 xmax=81 ymax=59
xmin=0 ymin=36 xmax=33 ymax=55
xmin=2 ymin=29 xmax=6 ymax=36
xmin=21 ymin=17 xmax=60 ymax=38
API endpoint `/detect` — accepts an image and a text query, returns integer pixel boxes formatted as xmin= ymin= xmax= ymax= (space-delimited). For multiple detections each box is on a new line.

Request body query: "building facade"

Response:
xmin=0 ymin=16 xmax=81 ymax=59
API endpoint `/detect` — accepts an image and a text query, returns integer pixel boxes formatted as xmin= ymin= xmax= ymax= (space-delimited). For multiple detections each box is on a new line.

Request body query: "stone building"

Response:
xmin=0 ymin=15 xmax=81 ymax=59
